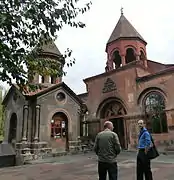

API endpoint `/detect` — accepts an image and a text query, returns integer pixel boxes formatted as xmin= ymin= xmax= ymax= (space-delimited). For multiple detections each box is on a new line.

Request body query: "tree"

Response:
xmin=0 ymin=0 xmax=91 ymax=88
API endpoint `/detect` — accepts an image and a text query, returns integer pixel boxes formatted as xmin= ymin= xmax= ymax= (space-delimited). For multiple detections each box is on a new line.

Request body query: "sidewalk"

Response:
xmin=0 ymin=152 xmax=174 ymax=180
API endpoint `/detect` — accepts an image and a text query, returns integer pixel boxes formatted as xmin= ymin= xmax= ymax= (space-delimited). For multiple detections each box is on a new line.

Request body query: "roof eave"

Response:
xmin=25 ymin=82 xmax=83 ymax=105
xmin=106 ymin=37 xmax=147 ymax=52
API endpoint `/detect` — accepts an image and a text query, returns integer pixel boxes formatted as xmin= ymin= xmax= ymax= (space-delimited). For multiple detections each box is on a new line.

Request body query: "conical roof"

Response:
xmin=107 ymin=13 xmax=146 ymax=45
xmin=40 ymin=37 xmax=61 ymax=57
xmin=34 ymin=34 xmax=61 ymax=57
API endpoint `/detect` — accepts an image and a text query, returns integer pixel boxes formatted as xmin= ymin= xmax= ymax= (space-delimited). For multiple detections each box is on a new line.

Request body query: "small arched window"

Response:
xmin=143 ymin=92 xmax=168 ymax=133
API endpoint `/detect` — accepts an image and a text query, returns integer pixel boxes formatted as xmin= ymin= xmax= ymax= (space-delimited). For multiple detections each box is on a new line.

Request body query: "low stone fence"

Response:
xmin=69 ymin=138 xmax=94 ymax=154
xmin=15 ymin=141 xmax=52 ymax=165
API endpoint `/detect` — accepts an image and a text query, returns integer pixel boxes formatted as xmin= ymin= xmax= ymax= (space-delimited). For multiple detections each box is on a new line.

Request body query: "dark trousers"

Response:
xmin=98 ymin=161 xmax=117 ymax=180
xmin=137 ymin=150 xmax=153 ymax=180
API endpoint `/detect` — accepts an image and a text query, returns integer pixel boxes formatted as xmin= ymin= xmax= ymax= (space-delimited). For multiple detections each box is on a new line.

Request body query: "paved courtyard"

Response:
xmin=0 ymin=152 xmax=174 ymax=180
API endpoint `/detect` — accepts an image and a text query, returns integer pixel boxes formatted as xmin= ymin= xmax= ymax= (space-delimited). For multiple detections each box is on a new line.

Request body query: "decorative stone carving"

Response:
xmin=103 ymin=102 xmax=126 ymax=118
xmin=102 ymin=78 xmax=116 ymax=93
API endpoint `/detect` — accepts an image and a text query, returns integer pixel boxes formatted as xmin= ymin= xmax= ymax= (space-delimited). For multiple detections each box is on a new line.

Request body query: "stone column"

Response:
xmin=144 ymin=59 xmax=148 ymax=68
xmin=136 ymin=54 xmax=140 ymax=61
xmin=121 ymin=55 xmax=126 ymax=66
xmin=22 ymin=105 xmax=29 ymax=142
xmin=34 ymin=105 xmax=40 ymax=142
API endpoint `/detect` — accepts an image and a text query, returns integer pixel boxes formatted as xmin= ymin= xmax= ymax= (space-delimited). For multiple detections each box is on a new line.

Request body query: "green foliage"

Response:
xmin=0 ymin=0 xmax=92 ymax=87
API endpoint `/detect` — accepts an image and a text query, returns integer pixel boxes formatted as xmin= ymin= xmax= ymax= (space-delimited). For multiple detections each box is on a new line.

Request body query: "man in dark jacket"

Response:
xmin=137 ymin=119 xmax=153 ymax=180
xmin=94 ymin=121 xmax=121 ymax=180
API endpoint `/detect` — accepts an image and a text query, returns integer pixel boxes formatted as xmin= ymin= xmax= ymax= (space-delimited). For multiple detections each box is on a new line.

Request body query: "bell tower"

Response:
xmin=29 ymin=36 xmax=64 ymax=85
xmin=105 ymin=8 xmax=147 ymax=72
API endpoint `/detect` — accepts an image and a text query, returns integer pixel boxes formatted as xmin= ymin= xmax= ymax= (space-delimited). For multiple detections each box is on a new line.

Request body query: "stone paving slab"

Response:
xmin=0 ymin=153 xmax=174 ymax=180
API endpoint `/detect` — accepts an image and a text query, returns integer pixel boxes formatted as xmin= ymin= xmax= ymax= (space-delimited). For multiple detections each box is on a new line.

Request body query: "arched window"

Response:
xmin=51 ymin=112 xmax=68 ymax=139
xmin=144 ymin=92 xmax=168 ymax=133
xmin=125 ymin=48 xmax=136 ymax=64
xmin=8 ymin=113 xmax=17 ymax=144
xmin=112 ymin=50 xmax=122 ymax=69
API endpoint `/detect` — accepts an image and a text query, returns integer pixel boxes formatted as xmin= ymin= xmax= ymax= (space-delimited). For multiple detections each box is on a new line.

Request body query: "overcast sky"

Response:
xmin=1 ymin=0 xmax=174 ymax=95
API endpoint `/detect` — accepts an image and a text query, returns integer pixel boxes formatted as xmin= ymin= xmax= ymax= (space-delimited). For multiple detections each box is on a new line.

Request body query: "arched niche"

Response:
xmin=125 ymin=48 xmax=136 ymax=64
xmin=8 ymin=113 xmax=17 ymax=143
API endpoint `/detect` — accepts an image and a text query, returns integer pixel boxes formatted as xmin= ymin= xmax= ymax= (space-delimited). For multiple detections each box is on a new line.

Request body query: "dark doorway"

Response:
xmin=110 ymin=118 xmax=126 ymax=149
xmin=8 ymin=113 xmax=17 ymax=143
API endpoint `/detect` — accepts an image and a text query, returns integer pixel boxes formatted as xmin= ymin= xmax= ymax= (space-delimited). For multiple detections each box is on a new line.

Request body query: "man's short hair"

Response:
xmin=104 ymin=121 xmax=113 ymax=129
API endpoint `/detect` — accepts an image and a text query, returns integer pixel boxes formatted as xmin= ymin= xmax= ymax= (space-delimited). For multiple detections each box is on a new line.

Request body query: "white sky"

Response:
xmin=1 ymin=0 xmax=174 ymax=95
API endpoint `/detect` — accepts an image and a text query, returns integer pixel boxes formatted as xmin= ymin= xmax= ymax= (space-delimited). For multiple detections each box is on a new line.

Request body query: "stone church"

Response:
xmin=3 ymin=10 xmax=174 ymax=159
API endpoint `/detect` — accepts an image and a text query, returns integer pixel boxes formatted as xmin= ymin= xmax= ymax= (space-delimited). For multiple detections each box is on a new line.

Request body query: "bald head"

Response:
xmin=104 ymin=121 xmax=114 ymax=131
xmin=138 ymin=120 xmax=144 ymax=124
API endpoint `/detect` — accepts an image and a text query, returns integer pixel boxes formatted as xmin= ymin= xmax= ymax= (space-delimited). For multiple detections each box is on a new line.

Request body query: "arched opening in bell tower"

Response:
xmin=125 ymin=48 xmax=136 ymax=64
xmin=41 ymin=76 xmax=45 ymax=83
xmin=112 ymin=50 xmax=122 ymax=69
xmin=140 ymin=50 xmax=146 ymax=60
xmin=50 ymin=76 xmax=56 ymax=84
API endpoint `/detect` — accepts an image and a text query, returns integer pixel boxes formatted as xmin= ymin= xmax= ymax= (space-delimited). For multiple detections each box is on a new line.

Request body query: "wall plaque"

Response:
xmin=102 ymin=78 xmax=116 ymax=93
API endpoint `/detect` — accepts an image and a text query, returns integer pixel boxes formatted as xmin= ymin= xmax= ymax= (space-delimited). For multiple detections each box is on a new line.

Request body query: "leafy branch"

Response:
xmin=0 ymin=0 xmax=92 ymax=88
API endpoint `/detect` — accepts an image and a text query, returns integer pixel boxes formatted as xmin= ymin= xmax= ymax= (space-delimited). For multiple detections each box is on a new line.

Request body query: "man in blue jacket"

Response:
xmin=137 ymin=119 xmax=153 ymax=180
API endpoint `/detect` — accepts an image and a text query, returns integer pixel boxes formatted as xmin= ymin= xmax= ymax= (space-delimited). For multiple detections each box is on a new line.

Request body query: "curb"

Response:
xmin=25 ymin=151 xmax=92 ymax=165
